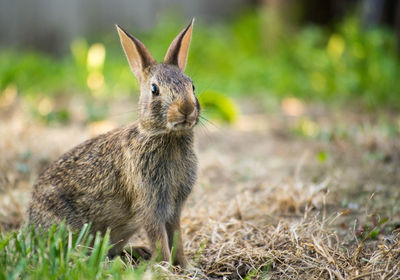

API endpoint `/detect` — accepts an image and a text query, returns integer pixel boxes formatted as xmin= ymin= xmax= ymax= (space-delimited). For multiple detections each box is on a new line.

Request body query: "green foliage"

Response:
xmin=0 ymin=51 xmax=74 ymax=97
xmin=317 ymin=151 xmax=328 ymax=163
xmin=0 ymin=223 xmax=150 ymax=280
xmin=185 ymin=12 xmax=400 ymax=109
xmin=356 ymin=216 xmax=388 ymax=241
xmin=0 ymin=10 xmax=399 ymax=124
xmin=198 ymin=90 xmax=239 ymax=124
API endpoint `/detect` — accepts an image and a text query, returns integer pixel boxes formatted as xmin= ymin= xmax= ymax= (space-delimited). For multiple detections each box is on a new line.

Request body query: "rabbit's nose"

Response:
xmin=178 ymin=99 xmax=195 ymax=116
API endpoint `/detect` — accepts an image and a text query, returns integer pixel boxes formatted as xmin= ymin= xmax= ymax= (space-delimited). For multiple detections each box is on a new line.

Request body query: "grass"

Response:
xmin=1 ymin=196 xmax=399 ymax=279
xmin=0 ymin=223 xmax=154 ymax=280
xmin=1 ymin=101 xmax=400 ymax=279
xmin=1 ymin=11 xmax=400 ymax=125
xmin=1 ymin=8 xmax=400 ymax=279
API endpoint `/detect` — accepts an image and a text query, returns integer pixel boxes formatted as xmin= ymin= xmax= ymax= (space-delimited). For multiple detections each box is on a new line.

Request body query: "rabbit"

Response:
xmin=27 ymin=19 xmax=199 ymax=268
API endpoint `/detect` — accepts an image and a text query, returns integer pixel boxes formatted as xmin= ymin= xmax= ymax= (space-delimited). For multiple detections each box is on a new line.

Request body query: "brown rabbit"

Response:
xmin=27 ymin=19 xmax=199 ymax=268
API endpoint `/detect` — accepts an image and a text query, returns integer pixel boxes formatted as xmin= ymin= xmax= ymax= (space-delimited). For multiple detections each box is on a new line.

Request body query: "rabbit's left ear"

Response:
xmin=164 ymin=18 xmax=194 ymax=71
xmin=116 ymin=25 xmax=155 ymax=82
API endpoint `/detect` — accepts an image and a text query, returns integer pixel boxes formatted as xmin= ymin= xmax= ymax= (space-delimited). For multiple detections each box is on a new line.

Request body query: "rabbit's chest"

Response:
xmin=135 ymin=147 xmax=197 ymax=221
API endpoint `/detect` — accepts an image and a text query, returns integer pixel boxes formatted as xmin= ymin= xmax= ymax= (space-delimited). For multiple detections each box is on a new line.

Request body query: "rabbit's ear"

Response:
xmin=164 ymin=18 xmax=194 ymax=71
xmin=116 ymin=25 xmax=155 ymax=81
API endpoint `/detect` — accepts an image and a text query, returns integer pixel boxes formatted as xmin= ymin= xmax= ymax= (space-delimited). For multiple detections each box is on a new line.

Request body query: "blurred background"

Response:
xmin=1 ymin=0 xmax=400 ymax=125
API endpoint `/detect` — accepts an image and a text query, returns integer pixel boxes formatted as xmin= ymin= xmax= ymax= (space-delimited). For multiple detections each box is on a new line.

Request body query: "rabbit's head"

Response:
xmin=117 ymin=19 xmax=200 ymax=134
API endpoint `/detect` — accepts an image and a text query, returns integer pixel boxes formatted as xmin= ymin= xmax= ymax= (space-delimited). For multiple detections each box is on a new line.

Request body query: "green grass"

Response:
xmin=0 ymin=223 xmax=151 ymax=280
xmin=1 ymin=10 xmax=400 ymax=123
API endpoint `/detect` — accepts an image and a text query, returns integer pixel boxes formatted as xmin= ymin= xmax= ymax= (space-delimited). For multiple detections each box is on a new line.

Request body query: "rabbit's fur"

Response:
xmin=28 ymin=20 xmax=199 ymax=267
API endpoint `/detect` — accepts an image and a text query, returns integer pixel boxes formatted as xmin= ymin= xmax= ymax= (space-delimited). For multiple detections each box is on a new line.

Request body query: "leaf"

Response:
xmin=0 ymin=234 xmax=11 ymax=252
xmin=198 ymin=90 xmax=239 ymax=124
xmin=317 ymin=151 xmax=328 ymax=163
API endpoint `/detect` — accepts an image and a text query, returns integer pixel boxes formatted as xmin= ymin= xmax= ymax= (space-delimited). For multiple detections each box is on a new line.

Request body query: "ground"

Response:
xmin=0 ymin=97 xmax=399 ymax=279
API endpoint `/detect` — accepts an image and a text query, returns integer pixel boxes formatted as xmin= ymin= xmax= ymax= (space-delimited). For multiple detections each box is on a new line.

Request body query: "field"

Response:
xmin=1 ymin=9 xmax=400 ymax=279
xmin=0 ymin=96 xmax=399 ymax=279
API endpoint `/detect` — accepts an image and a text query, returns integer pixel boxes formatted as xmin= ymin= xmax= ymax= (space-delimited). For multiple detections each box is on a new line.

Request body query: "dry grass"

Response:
xmin=1 ymin=100 xmax=399 ymax=279
xmin=178 ymin=188 xmax=400 ymax=279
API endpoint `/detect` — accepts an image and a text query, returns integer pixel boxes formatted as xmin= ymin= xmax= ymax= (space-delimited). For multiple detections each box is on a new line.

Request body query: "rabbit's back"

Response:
xmin=28 ymin=127 xmax=133 ymax=230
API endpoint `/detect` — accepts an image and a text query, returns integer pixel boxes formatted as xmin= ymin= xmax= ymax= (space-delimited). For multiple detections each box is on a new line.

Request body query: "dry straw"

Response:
xmin=1 ymin=106 xmax=399 ymax=279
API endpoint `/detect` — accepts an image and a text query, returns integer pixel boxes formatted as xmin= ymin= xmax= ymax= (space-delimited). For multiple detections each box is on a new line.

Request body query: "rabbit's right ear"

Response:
xmin=164 ymin=18 xmax=194 ymax=71
xmin=116 ymin=25 xmax=155 ymax=81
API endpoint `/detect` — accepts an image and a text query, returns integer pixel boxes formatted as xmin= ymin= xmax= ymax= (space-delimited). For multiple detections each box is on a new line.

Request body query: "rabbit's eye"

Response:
xmin=151 ymin=84 xmax=159 ymax=96
xmin=192 ymin=84 xmax=195 ymax=92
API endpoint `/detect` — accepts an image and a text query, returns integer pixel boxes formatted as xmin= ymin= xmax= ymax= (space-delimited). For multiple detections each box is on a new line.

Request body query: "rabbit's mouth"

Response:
xmin=167 ymin=118 xmax=197 ymax=131
xmin=166 ymin=102 xmax=198 ymax=131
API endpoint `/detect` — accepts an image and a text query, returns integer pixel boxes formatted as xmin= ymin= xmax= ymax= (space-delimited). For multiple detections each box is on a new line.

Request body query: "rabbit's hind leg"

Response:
xmin=27 ymin=205 xmax=63 ymax=232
